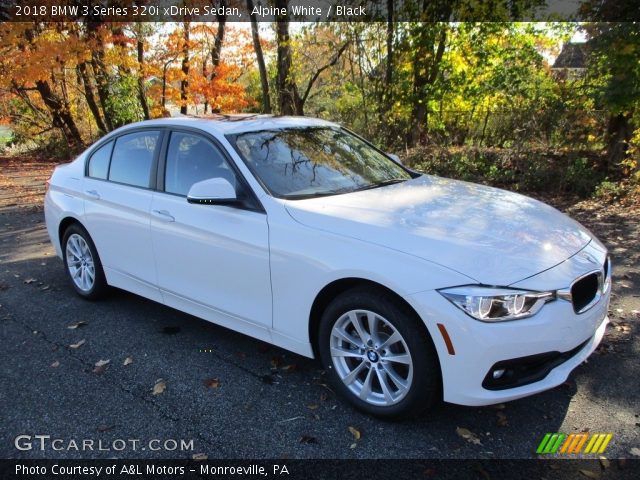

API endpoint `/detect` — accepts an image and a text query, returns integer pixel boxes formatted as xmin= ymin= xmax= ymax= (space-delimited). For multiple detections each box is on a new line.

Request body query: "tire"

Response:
xmin=62 ymin=223 xmax=109 ymax=300
xmin=318 ymin=286 xmax=441 ymax=419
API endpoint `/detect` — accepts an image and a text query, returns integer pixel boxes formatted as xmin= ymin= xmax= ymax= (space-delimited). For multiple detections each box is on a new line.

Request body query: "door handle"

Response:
xmin=85 ymin=190 xmax=100 ymax=200
xmin=152 ymin=209 xmax=175 ymax=222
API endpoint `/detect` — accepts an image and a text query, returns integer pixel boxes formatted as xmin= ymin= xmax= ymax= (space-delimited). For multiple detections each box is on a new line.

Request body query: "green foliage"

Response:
xmin=404 ymin=146 xmax=607 ymax=197
xmin=104 ymin=75 xmax=144 ymax=128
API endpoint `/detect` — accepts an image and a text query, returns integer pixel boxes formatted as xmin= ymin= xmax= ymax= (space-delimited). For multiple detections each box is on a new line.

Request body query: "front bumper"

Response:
xmin=405 ymin=244 xmax=610 ymax=406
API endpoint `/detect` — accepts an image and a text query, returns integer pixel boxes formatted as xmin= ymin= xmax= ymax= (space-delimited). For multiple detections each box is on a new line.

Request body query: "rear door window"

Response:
xmin=108 ymin=131 xmax=160 ymax=188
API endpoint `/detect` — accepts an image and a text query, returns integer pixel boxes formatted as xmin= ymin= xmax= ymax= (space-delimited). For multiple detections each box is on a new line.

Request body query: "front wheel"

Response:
xmin=318 ymin=287 xmax=441 ymax=419
xmin=62 ymin=224 xmax=109 ymax=300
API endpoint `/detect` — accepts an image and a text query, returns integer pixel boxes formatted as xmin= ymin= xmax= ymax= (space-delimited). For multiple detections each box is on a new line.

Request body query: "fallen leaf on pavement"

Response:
xmin=496 ymin=411 xmax=509 ymax=427
xmin=152 ymin=379 xmax=166 ymax=395
xmin=93 ymin=359 xmax=110 ymax=374
xmin=67 ymin=321 xmax=88 ymax=329
xmin=270 ymin=356 xmax=282 ymax=368
xmin=456 ymin=427 xmax=482 ymax=446
xmin=69 ymin=339 xmax=86 ymax=349
xmin=192 ymin=453 xmax=208 ymax=461
xmin=348 ymin=426 xmax=361 ymax=441
xmin=630 ymin=447 xmax=640 ymax=456
xmin=307 ymin=404 xmax=319 ymax=410
xmin=204 ymin=378 xmax=221 ymax=389
xmin=350 ymin=443 xmax=357 ymax=449
xmin=50 ymin=360 xmax=60 ymax=368
xmin=123 ymin=357 xmax=133 ymax=366
xmin=281 ymin=364 xmax=297 ymax=372
xmin=579 ymin=469 xmax=599 ymax=479
xmin=23 ymin=278 xmax=36 ymax=284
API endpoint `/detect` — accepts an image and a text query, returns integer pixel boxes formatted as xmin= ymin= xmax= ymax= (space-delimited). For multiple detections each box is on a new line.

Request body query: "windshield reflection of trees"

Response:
xmin=235 ymin=128 xmax=409 ymax=197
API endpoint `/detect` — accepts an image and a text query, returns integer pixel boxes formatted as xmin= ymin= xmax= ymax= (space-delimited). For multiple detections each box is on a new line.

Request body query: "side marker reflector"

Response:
xmin=436 ymin=323 xmax=455 ymax=355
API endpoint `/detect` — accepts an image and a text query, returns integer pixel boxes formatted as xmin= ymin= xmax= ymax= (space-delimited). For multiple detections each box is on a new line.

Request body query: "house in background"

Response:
xmin=552 ymin=42 xmax=589 ymax=80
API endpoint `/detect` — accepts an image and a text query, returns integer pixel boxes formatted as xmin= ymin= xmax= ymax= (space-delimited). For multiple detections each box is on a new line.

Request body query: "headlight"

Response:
xmin=438 ymin=286 xmax=554 ymax=322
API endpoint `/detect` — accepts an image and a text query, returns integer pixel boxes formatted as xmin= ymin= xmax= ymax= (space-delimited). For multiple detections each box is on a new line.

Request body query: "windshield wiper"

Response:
xmin=353 ymin=178 xmax=408 ymax=192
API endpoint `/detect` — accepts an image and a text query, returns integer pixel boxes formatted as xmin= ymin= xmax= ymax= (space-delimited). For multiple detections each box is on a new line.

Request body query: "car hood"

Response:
xmin=283 ymin=175 xmax=594 ymax=286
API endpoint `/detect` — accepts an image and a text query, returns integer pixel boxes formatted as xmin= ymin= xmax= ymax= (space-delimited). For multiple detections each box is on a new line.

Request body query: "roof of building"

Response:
xmin=552 ymin=42 xmax=588 ymax=69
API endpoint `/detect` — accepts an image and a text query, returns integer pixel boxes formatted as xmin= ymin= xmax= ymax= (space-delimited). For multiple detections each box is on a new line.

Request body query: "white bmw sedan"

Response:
xmin=45 ymin=116 xmax=611 ymax=418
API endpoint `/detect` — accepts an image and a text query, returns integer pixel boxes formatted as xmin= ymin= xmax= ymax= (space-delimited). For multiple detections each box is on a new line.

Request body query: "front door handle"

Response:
xmin=85 ymin=190 xmax=100 ymax=200
xmin=152 ymin=209 xmax=175 ymax=222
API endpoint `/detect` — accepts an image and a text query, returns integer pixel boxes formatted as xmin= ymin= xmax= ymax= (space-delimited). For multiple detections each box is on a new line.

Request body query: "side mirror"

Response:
xmin=187 ymin=177 xmax=237 ymax=205
xmin=388 ymin=153 xmax=402 ymax=164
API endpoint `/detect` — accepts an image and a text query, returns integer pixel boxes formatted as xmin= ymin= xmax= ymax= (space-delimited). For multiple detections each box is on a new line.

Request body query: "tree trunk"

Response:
xmin=78 ymin=62 xmax=108 ymax=133
xmin=35 ymin=79 xmax=82 ymax=149
xmin=180 ymin=21 xmax=190 ymax=115
xmin=136 ymin=31 xmax=150 ymax=120
xmin=211 ymin=7 xmax=226 ymax=70
xmin=275 ymin=0 xmax=303 ymax=115
xmin=247 ymin=0 xmax=271 ymax=113
xmin=407 ymin=25 xmax=447 ymax=147
xmin=605 ymin=112 xmax=633 ymax=172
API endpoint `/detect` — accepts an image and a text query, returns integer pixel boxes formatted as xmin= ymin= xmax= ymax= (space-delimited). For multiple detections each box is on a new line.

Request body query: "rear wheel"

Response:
xmin=318 ymin=287 xmax=441 ymax=418
xmin=62 ymin=224 xmax=109 ymax=300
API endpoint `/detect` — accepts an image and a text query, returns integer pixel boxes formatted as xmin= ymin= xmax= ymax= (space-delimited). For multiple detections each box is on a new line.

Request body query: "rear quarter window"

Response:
xmin=87 ymin=141 xmax=113 ymax=179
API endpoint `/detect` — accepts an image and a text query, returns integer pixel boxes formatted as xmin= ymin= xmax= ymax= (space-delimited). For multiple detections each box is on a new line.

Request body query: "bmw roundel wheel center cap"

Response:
xmin=366 ymin=350 xmax=379 ymax=363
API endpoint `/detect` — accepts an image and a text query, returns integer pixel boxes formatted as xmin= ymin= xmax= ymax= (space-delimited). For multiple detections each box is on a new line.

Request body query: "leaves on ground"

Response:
xmin=306 ymin=404 xmax=319 ymax=410
xmin=93 ymin=359 xmax=110 ymax=374
xmin=204 ymin=378 xmax=221 ymax=389
xmin=348 ymin=426 xmax=361 ymax=441
xmin=50 ymin=360 xmax=59 ymax=368
xmin=270 ymin=356 xmax=282 ymax=369
xmin=456 ymin=427 xmax=482 ymax=446
xmin=23 ymin=278 xmax=36 ymax=284
xmin=496 ymin=411 xmax=509 ymax=427
xmin=67 ymin=320 xmax=88 ymax=329
xmin=579 ymin=469 xmax=599 ymax=479
xmin=123 ymin=356 xmax=133 ymax=366
xmin=152 ymin=379 xmax=166 ymax=395
xmin=630 ymin=447 xmax=640 ymax=456
xmin=69 ymin=339 xmax=86 ymax=349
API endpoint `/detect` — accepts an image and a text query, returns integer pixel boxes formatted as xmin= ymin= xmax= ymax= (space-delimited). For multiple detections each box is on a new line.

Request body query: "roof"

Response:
xmin=117 ymin=115 xmax=338 ymax=136
xmin=552 ymin=42 xmax=588 ymax=69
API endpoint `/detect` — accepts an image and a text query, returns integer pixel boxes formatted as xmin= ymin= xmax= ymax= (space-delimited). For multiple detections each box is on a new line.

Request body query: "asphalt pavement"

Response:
xmin=1 ymin=205 xmax=638 ymax=461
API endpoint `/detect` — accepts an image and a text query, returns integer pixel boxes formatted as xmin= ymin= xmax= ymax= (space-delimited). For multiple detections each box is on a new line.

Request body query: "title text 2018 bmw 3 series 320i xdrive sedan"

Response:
xmin=45 ymin=116 xmax=611 ymax=418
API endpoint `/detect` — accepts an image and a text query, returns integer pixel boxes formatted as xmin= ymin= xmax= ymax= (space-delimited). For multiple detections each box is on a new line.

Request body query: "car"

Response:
xmin=44 ymin=115 xmax=611 ymax=418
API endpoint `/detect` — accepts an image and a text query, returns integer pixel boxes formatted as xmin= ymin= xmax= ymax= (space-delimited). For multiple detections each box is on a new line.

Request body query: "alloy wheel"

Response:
xmin=330 ymin=309 xmax=413 ymax=407
xmin=65 ymin=233 xmax=96 ymax=292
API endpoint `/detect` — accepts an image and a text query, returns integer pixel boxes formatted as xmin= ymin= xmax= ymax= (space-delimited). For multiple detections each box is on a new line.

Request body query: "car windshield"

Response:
xmin=228 ymin=127 xmax=412 ymax=199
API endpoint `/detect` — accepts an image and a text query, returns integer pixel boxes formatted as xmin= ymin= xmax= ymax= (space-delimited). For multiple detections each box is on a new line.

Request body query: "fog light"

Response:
xmin=492 ymin=369 xmax=506 ymax=379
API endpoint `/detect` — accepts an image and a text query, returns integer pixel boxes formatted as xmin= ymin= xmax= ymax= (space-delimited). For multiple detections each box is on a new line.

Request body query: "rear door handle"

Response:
xmin=152 ymin=209 xmax=175 ymax=222
xmin=85 ymin=190 xmax=100 ymax=200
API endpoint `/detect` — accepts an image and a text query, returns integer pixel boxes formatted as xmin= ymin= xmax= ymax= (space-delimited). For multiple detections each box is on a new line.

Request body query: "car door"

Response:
xmin=82 ymin=129 xmax=162 ymax=302
xmin=150 ymin=129 xmax=272 ymax=329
